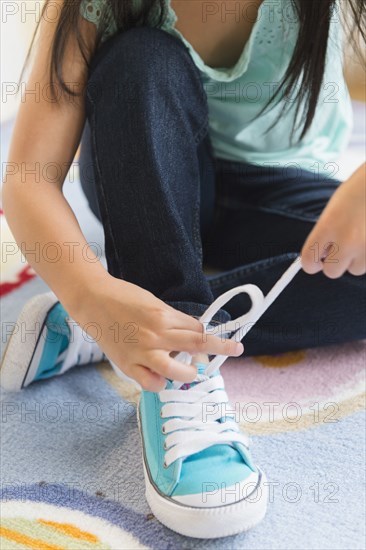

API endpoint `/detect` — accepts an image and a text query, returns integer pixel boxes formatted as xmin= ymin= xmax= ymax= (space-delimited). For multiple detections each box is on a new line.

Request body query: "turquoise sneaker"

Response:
xmin=1 ymin=293 xmax=104 ymax=391
xmin=137 ymin=286 xmax=273 ymax=536
xmin=138 ymin=362 xmax=267 ymax=538
xmin=138 ymin=258 xmax=303 ymax=537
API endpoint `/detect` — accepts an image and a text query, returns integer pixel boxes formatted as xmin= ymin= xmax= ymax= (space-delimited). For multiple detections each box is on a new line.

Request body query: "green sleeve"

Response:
xmin=80 ymin=0 xmax=117 ymax=40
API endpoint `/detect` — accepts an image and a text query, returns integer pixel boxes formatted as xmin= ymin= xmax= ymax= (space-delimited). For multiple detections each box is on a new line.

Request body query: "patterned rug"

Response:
xmin=1 ymin=103 xmax=366 ymax=549
xmin=1 ymin=260 xmax=365 ymax=549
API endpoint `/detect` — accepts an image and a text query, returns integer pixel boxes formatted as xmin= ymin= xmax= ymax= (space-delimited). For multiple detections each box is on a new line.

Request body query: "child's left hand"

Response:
xmin=301 ymin=162 xmax=366 ymax=278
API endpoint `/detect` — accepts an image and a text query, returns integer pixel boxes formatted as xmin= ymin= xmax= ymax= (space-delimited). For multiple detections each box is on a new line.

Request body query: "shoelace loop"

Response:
xmin=174 ymin=256 xmax=302 ymax=375
xmin=159 ymin=256 xmax=302 ymax=467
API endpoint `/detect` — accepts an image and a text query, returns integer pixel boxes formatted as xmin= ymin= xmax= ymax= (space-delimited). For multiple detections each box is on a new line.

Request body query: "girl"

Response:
xmin=2 ymin=0 xmax=365 ymax=539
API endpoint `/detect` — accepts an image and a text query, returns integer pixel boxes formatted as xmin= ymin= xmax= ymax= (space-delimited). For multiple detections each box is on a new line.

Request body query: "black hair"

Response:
xmin=26 ymin=0 xmax=365 ymax=140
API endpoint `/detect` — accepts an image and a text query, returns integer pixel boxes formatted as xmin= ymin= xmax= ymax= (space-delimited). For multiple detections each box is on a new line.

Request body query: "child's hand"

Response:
xmin=301 ymin=163 xmax=366 ymax=278
xmin=71 ymin=277 xmax=243 ymax=391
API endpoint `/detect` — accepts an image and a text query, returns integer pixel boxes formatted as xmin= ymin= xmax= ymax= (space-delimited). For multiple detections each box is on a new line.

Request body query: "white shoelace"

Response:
xmin=160 ymin=374 xmax=249 ymax=467
xmin=160 ymin=256 xmax=303 ymax=467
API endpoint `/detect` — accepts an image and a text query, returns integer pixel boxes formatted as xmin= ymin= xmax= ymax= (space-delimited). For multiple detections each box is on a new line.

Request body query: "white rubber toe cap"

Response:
xmin=171 ymin=470 xmax=260 ymax=507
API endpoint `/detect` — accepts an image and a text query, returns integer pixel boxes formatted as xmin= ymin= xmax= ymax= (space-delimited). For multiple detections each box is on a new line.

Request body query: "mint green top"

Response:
xmin=80 ymin=0 xmax=353 ymax=176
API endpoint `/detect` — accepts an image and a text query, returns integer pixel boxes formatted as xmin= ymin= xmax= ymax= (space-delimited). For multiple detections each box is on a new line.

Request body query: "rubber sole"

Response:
xmin=0 ymin=292 xmax=59 ymax=391
xmin=137 ymin=406 xmax=268 ymax=539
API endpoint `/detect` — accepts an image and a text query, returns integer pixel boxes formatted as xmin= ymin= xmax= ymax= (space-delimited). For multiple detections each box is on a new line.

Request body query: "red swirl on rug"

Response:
xmin=0 ymin=209 xmax=36 ymax=297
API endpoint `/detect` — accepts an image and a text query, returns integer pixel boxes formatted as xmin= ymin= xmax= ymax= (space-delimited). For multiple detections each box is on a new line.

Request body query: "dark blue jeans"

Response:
xmin=79 ymin=27 xmax=366 ymax=356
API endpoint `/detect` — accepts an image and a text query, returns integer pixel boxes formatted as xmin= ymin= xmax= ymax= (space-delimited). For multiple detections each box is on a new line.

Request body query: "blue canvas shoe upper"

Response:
xmin=32 ymin=303 xmax=104 ymax=383
xmin=139 ymin=363 xmax=259 ymax=506
xmin=33 ymin=303 xmax=72 ymax=381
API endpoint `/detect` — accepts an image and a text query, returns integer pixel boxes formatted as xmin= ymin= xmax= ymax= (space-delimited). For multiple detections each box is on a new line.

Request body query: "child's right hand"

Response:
xmin=69 ymin=275 xmax=243 ymax=391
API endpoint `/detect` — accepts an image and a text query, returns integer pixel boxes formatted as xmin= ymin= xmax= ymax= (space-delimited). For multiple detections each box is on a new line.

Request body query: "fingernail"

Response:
xmin=235 ymin=343 xmax=244 ymax=354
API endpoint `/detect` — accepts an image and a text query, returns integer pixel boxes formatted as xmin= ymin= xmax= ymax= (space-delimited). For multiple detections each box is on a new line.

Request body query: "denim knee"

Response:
xmin=87 ymin=26 xmax=207 ymax=107
xmin=85 ymin=26 xmax=209 ymax=145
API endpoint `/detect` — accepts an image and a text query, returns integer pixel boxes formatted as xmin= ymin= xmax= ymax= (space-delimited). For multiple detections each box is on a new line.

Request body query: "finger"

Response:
xmin=163 ymin=330 xmax=244 ymax=357
xmin=301 ymin=227 xmax=336 ymax=275
xmin=191 ymin=353 xmax=210 ymax=365
xmin=128 ymin=364 xmax=166 ymax=392
xmin=148 ymin=351 xmax=198 ymax=382
xmin=348 ymin=257 xmax=366 ymax=276
xmin=165 ymin=308 xmax=204 ymax=332
xmin=301 ymin=231 xmax=322 ymax=274
xmin=321 ymin=256 xmax=348 ymax=279
xmin=321 ymin=242 xmax=350 ymax=279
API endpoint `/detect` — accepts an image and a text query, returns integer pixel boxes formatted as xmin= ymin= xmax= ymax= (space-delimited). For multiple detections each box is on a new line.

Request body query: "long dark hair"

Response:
xmin=27 ymin=0 xmax=365 ymax=140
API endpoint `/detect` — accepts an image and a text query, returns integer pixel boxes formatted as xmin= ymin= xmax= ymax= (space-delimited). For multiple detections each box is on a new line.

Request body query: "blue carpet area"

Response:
xmin=1 ymin=363 xmax=365 ymax=549
xmin=1 ymin=104 xmax=365 ymax=548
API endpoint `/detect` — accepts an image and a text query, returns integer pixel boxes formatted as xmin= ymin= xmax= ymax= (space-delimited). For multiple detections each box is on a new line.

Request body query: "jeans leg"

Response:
xmin=82 ymin=27 xmax=230 ymax=324
xmin=204 ymin=161 xmax=366 ymax=355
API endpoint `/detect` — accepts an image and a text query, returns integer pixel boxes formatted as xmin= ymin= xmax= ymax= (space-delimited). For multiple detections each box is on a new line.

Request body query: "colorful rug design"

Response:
xmin=1 ymin=221 xmax=365 ymax=549
xmin=1 ymin=499 xmax=145 ymax=550
xmin=1 ymin=308 xmax=365 ymax=549
xmin=97 ymin=340 xmax=366 ymax=436
xmin=1 ymin=101 xmax=366 ymax=549
xmin=0 ymin=210 xmax=36 ymax=297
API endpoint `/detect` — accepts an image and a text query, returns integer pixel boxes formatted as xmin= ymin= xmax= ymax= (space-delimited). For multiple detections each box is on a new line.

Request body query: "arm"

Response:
xmin=3 ymin=3 xmax=104 ymax=314
xmin=3 ymin=2 xmax=242 ymax=390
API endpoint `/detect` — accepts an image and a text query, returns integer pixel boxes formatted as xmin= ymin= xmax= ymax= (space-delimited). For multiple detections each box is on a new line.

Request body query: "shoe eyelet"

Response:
xmin=163 ymin=460 xmax=168 ymax=469
xmin=160 ymin=410 xmax=164 ymax=418
xmin=161 ymin=425 xmax=166 ymax=434
xmin=163 ymin=441 xmax=168 ymax=450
